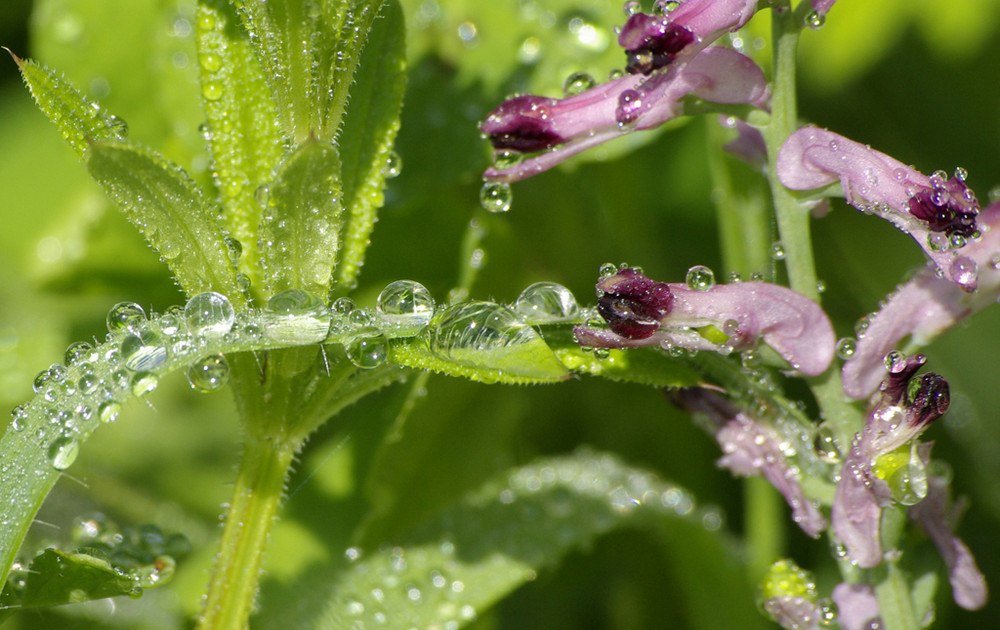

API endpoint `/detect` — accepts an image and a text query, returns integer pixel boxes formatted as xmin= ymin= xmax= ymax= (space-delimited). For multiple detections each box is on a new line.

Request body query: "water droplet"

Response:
xmin=10 ymin=404 xmax=28 ymax=432
xmin=492 ymin=150 xmax=522 ymax=170
xmin=131 ymin=372 xmax=159 ymax=397
xmin=623 ymin=1 xmax=641 ymax=16
xmin=685 ymin=265 xmax=716 ymax=291
xmin=615 ymin=89 xmax=642 ymax=126
xmin=187 ymin=354 xmax=230 ymax=392
xmin=346 ymin=332 xmax=389 ymax=369
xmin=514 ymin=282 xmax=580 ymax=322
xmin=804 ymin=10 xmax=825 ymax=29
xmin=98 ymin=401 xmax=121 ymax=424
xmin=78 ymin=373 xmax=99 ymax=395
xmin=121 ymin=331 xmax=167 ymax=372
xmin=817 ymin=597 xmax=838 ymax=626
xmin=770 ymin=241 xmax=786 ymax=260
xmin=48 ymin=436 xmax=80 ymax=470
xmin=816 ymin=279 xmax=827 ymax=294
xmin=376 ymin=280 xmax=435 ymax=336
xmin=480 ymin=182 xmax=512 ymax=213
xmin=592 ymin=347 xmax=610 ymax=360
xmin=883 ymin=350 xmax=906 ymax=372
xmin=202 ymin=81 xmax=223 ymax=101
xmin=263 ymin=289 xmax=331 ymax=344
xmin=562 ymin=71 xmax=596 ymax=96
xmin=599 ymin=262 xmax=618 ymax=277
xmin=185 ymin=292 xmax=236 ymax=335
xmin=64 ymin=341 xmax=96 ymax=366
xmin=199 ymin=52 xmax=222 ymax=72
xmin=382 ymin=151 xmax=402 ymax=178
xmin=107 ymin=302 xmax=147 ymax=335
xmin=198 ymin=122 xmax=213 ymax=140
xmin=107 ymin=115 xmax=128 ymax=140
xmin=836 ymin=337 xmax=857 ymax=360
xmin=813 ymin=425 xmax=839 ymax=462
xmin=652 ymin=0 xmax=680 ymax=15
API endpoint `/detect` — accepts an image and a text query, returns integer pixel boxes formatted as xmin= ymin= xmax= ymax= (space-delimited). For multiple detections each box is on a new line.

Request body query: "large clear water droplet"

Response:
xmin=346 ymin=331 xmax=389 ymax=369
xmin=480 ymin=182 xmax=512 ymax=213
xmin=263 ymin=289 xmax=330 ymax=344
xmin=48 ymin=436 xmax=80 ymax=470
xmin=804 ymin=10 xmax=825 ymax=29
xmin=376 ymin=280 xmax=435 ymax=336
xmin=187 ymin=354 xmax=230 ymax=392
xmin=836 ymin=337 xmax=857 ymax=360
xmin=430 ymin=301 xmax=539 ymax=365
xmin=64 ymin=341 xmax=97 ymax=366
xmin=685 ymin=265 xmax=716 ymax=291
xmin=185 ymin=292 xmax=236 ymax=335
xmin=122 ymin=331 xmax=168 ymax=372
xmin=10 ymin=404 xmax=28 ymax=432
xmin=107 ymin=302 xmax=146 ymax=334
xmin=514 ymin=282 xmax=580 ymax=322
xmin=382 ymin=151 xmax=402 ymax=178
xmin=562 ymin=71 xmax=596 ymax=96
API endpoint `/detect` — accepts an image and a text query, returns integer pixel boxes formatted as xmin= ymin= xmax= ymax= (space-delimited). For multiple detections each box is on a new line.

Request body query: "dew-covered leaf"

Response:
xmin=231 ymin=0 xmax=385 ymax=144
xmin=290 ymin=449 xmax=723 ymax=630
xmin=11 ymin=52 xmax=132 ymax=157
xmin=0 ymin=549 xmax=137 ymax=615
xmin=260 ymin=139 xmax=343 ymax=298
xmin=85 ymin=142 xmax=245 ymax=302
xmin=334 ymin=0 xmax=406 ymax=290
xmin=388 ymin=301 xmax=568 ymax=384
xmin=195 ymin=0 xmax=285 ymax=292
xmin=542 ymin=326 xmax=702 ymax=388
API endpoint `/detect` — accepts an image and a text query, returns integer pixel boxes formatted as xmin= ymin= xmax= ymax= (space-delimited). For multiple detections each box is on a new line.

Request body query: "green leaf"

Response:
xmin=0 ymin=549 xmax=138 ymax=613
xmin=85 ymin=142 xmax=245 ymax=301
xmin=260 ymin=139 xmax=343 ymax=297
xmin=334 ymin=0 xmax=406 ymax=290
xmin=388 ymin=301 xmax=569 ymax=384
xmin=10 ymin=51 xmax=131 ymax=157
xmin=231 ymin=0 xmax=385 ymax=144
xmin=285 ymin=449 xmax=722 ymax=629
xmin=195 ymin=0 xmax=286 ymax=293
xmin=542 ymin=326 xmax=702 ymax=388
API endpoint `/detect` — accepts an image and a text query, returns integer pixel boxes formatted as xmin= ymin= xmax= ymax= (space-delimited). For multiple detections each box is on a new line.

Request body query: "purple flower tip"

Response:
xmin=878 ymin=353 xmax=927 ymax=405
xmin=596 ymin=268 xmax=675 ymax=339
xmin=908 ymin=373 xmax=950 ymax=428
xmin=619 ymin=14 xmax=697 ymax=75
xmin=907 ymin=173 xmax=979 ymax=239
xmin=480 ymin=95 xmax=567 ymax=153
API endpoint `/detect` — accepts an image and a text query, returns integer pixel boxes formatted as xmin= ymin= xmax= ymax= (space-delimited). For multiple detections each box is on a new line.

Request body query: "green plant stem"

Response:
xmin=198 ymin=437 xmax=296 ymax=630
xmin=764 ymin=5 xmax=860 ymax=451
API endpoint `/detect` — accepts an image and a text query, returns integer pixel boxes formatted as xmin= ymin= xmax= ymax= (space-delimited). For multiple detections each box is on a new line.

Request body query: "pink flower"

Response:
xmin=842 ymin=200 xmax=1000 ymax=400
xmin=574 ymin=268 xmax=835 ymax=376
xmin=673 ymin=388 xmax=826 ymax=537
xmin=777 ymin=127 xmax=981 ymax=291
xmin=482 ymin=47 xmax=768 ymax=183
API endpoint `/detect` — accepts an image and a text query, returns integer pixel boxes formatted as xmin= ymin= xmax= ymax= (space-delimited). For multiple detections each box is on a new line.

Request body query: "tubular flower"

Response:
xmin=482 ymin=47 xmax=768 ymax=183
xmin=809 ymin=0 xmax=838 ymax=16
xmin=908 ymin=471 xmax=989 ymax=610
xmin=573 ymin=268 xmax=835 ymax=376
xmin=777 ymin=127 xmax=982 ymax=291
xmin=842 ymin=200 xmax=1000 ymax=400
xmin=619 ymin=0 xmax=760 ymax=75
xmin=831 ymin=583 xmax=880 ymax=630
xmin=832 ymin=354 xmax=950 ymax=568
xmin=673 ymin=389 xmax=826 ymax=537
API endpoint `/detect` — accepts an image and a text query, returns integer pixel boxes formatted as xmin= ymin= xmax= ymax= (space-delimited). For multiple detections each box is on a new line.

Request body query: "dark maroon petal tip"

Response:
xmin=595 ymin=268 xmax=674 ymax=339
xmin=908 ymin=373 xmax=950 ymax=428
xmin=879 ymin=353 xmax=926 ymax=405
xmin=906 ymin=175 xmax=979 ymax=239
xmin=480 ymin=95 xmax=567 ymax=153
xmin=619 ymin=14 xmax=697 ymax=75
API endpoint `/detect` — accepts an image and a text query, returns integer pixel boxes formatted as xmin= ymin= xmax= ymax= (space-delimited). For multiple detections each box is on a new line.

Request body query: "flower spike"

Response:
xmin=777 ymin=127 xmax=982 ymax=291
xmin=842 ymin=200 xmax=1000 ymax=400
xmin=575 ymin=268 xmax=835 ymax=376
xmin=483 ymin=46 xmax=768 ymax=183
xmin=832 ymin=354 xmax=950 ymax=568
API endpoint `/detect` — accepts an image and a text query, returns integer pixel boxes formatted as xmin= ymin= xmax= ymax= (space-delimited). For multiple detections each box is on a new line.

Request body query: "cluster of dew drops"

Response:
xmin=8 ymin=278 xmax=590 ymax=473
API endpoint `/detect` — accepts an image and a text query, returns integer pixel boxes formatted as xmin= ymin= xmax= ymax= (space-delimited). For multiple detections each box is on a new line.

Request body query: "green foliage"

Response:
xmin=2 ymin=0 xmax=1000 ymax=629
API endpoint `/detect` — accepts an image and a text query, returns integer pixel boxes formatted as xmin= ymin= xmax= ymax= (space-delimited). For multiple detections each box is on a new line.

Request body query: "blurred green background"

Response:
xmin=2 ymin=0 xmax=1000 ymax=628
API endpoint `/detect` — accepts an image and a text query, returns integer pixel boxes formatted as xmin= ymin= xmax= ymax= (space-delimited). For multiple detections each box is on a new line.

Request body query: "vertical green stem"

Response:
xmin=198 ymin=437 xmax=296 ymax=630
xmin=764 ymin=5 xmax=860 ymax=450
